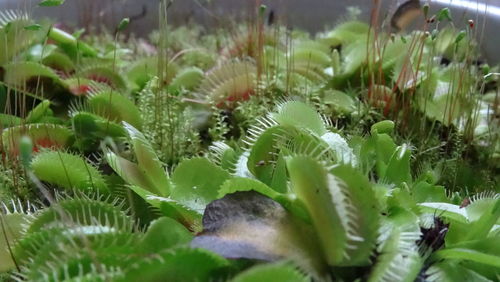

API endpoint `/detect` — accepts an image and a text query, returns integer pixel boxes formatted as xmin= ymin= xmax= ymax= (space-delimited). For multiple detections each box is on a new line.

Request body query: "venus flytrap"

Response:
xmin=0 ymin=1 xmax=498 ymax=280
xmin=30 ymin=150 xmax=109 ymax=193
xmin=106 ymin=122 xmax=170 ymax=197
xmin=0 ymin=201 xmax=35 ymax=273
xmin=2 ymin=123 xmax=73 ymax=156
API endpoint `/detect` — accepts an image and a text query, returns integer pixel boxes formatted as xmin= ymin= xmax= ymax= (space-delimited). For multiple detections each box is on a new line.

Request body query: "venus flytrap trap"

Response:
xmin=2 ymin=123 xmax=73 ymax=155
xmin=30 ymin=150 xmax=109 ymax=193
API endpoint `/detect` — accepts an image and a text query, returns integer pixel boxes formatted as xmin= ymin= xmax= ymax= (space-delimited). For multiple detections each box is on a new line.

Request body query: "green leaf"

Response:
xmin=368 ymin=247 xmax=422 ymax=282
xmin=218 ymin=177 xmax=280 ymax=200
xmin=170 ymin=67 xmax=204 ymax=90
xmin=359 ymin=132 xmax=397 ymax=177
xmin=287 ymin=155 xmax=346 ymax=265
xmin=437 ymin=8 xmax=452 ymax=22
xmin=129 ymin=188 xmax=201 ymax=232
xmin=105 ymin=150 xmax=158 ymax=194
xmin=463 ymin=197 xmax=500 ymax=241
xmin=106 ymin=152 xmax=201 ymax=231
xmin=370 ymin=120 xmax=395 ymax=135
xmin=455 ymin=30 xmax=466 ymax=44
xmin=425 ymin=260 xmax=493 ymax=282
xmin=26 ymin=100 xmax=52 ymax=123
xmin=231 ymin=262 xmax=309 ymax=282
xmin=288 ymin=156 xmax=379 ymax=265
xmin=368 ymin=212 xmax=422 ymax=282
xmin=140 ymin=217 xmax=192 ymax=253
xmin=3 ymin=62 xmax=65 ymax=89
xmin=411 ymin=181 xmax=448 ymax=203
xmin=0 ymin=11 xmax=37 ymax=65
xmin=0 ymin=114 xmax=22 ymax=127
xmin=323 ymin=21 xmax=370 ymax=46
xmin=26 ymin=197 xmax=132 ymax=234
xmin=342 ymin=39 xmax=368 ymax=75
xmin=48 ymin=27 xmax=97 ymax=57
xmin=38 ymin=0 xmax=65 ymax=7
xmin=247 ymin=126 xmax=291 ymax=185
xmin=171 ymin=157 xmax=231 ymax=214
xmin=121 ymin=247 xmax=230 ymax=282
xmin=88 ymin=92 xmax=142 ymax=130
xmin=432 ymin=248 xmax=500 ymax=268
xmin=79 ymin=66 xmax=127 ymax=89
xmin=330 ymin=165 xmax=380 ymax=264
xmin=31 ymin=150 xmax=108 ymax=193
xmin=323 ymin=90 xmax=356 ymax=114
xmin=0 ymin=212 xmax=29 ymax=272
xmin=123 ymin=122 xmax=171 ymax=196
xmin=273 ymin=101 xmax=327 ymax=136
xmin=383 ymin=144 xmax=412 ymax=185
xmin=71 ymin=111 xmax=127 ymax=142
xmin=209 ymin=141 xmax=239 ymax=171
xmin=270 ymin=152 xmax=288 ymax=193
xmin=2 ymin=124 xmax=73 ymax=156
xmin=418 ymin=202 xmax=468 ymax=223
xmin=419 ymin=195 xmax=499 ymax=235
xmin=23 ymin=24 xmax=42 ymax=31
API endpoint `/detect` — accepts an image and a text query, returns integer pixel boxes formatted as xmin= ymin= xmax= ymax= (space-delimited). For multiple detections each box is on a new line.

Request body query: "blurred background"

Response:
xmin=1 ymin=0 xmax=500 ymax=62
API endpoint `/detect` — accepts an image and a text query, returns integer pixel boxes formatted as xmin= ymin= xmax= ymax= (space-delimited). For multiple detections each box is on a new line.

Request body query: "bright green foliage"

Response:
xmin=0 ymin=3 xmax=498 ymax=281
xmin=71 ymin=111 xmax=127 ymax=149
xmin=0 ymin=212 xmax=31 ymax=272
xmin=2 ymin=124 xmax=73 ymax=155
xmin=288 ymin=156 xmax=379 ymax=266
xmin=25 ymin=100 xmax=52 ymax=123
xmin=171 ymin=157 xmax=231 ymax=213
xmin=3 ymin=61 xmax=66 ymax=89
xmin=170 ymin=67 xmax=204 ymax=90
xmin=322 ymin=90 xmax=356 ymax=114
xmin=78 ymin=65 xmax=127 ymax=90
xmin=140 ymin=217 xmax=192 ymax=253
xmin=25 ymin=196 xmax=133 ymax=233
xmin=87 ymin=91 xmax=143 ymax=129
xmin=121 ymin=247 xmax=230 ymax=282
xmin=39 ymin=0 xmax=65 ymax=8
xmin=0 ymin=114 xmax=22 ymax=128
xmin=27 ymin=44 xmax=75 ymax=72
xmin=198 ymin=60 xmax=257 ymax=105
xmin=126 ymin=57 xmax=178 ymax=91
xmin=231 ymin=262 xmax=309 ymax=282
xmin=12 ymin=197 xmax=138 ymax=280
xmin=218 ymin=177 xmax=280 ymax=201
xmin=273 ymin=101 xmax=327 ymax=136
xmin=31 ymin=150 xmax=108 ymax=192
xmin=0 ymin=10 xmax=39 ymax=65
xmin=123 ymin=122 xmax=171 ymax=194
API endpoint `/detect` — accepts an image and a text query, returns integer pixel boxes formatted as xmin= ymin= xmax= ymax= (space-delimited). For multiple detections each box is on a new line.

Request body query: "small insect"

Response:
xmin=459 ymin=197 xmax=471 ymax=208
xmin=267 ymin=10 xmax=275 ymax=26
xmin=418 ymin=216 xmax=449 ymax=251
xmin=468 ymin=19 xmax=475 ymax=29
xmin=426 ymin=15 xmax=436 ymax=24
xmin=391 ymin=0 xmax=422 ymax=32
xmin=256 ymin=160 xmax=266 ymax=167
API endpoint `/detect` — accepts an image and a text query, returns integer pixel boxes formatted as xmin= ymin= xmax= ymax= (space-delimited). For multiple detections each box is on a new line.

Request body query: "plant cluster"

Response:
xmin=0 ymin=1 xmax=498 ymax=281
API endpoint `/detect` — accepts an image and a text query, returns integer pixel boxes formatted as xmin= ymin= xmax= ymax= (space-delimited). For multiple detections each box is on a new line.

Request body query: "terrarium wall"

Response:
xmin=1 ymin=0 xmax=500 ymax=60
